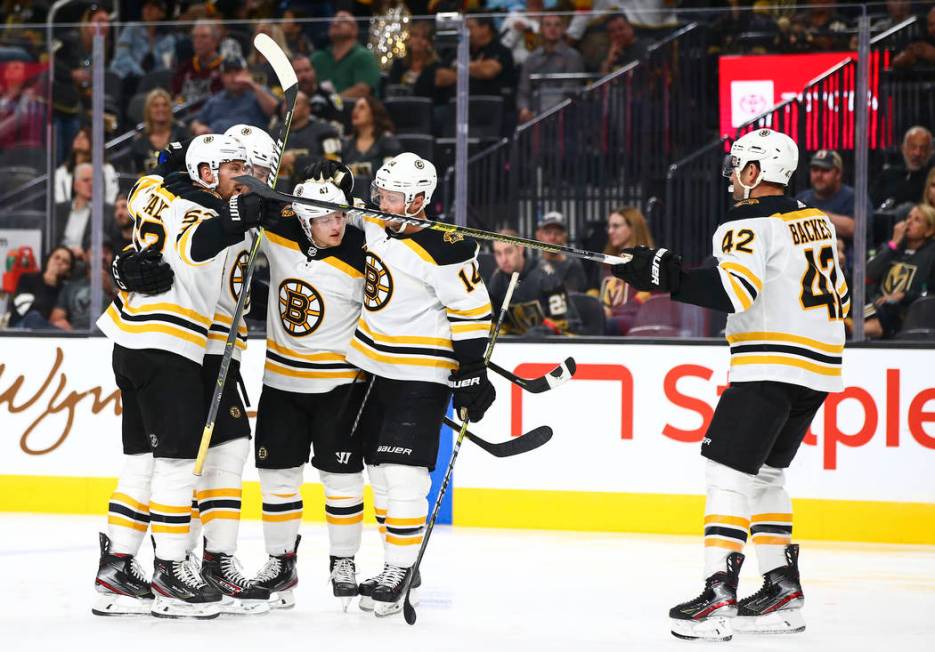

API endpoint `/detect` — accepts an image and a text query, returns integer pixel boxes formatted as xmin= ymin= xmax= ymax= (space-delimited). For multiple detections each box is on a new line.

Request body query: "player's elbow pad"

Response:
xmin=671 ymin=267 xmax=736 ymax=313
xmin=188 ymin=216 xmax=244 ymax=262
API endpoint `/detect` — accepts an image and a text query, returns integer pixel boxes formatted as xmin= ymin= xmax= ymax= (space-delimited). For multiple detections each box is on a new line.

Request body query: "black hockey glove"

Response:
xmin=449 ymin=361 xmax=496 ymax=422
xmin=111 ymin=248 xmax=174 ymax=295
xmin=611 ymin=246 xmax=682 ymax=293
xmin=303 ymin=159 xmax=354 ymax=204
xmin=221 ymin=193 xmax=285 ymax=234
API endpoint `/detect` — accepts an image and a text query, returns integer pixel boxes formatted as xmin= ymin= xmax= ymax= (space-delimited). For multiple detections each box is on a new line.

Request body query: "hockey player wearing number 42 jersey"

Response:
xmin=308 ymin=154 xmax=496 ymax=617
xmin=612 ymin=129 xmax=849 ymax=642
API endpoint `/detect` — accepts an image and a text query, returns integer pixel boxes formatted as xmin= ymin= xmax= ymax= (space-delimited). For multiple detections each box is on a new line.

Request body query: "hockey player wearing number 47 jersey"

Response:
xmin=308 ymin=154 xmax=496 ymax=617
xmin=249 ymin=178 xmax=371 ymax=611
xmin=612 ymin=129 xmax=849 ymax=642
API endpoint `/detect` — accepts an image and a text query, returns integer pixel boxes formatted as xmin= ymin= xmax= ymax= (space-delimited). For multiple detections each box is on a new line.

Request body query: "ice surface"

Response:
xmin=1 ymin=514 xmax=933 ymax=651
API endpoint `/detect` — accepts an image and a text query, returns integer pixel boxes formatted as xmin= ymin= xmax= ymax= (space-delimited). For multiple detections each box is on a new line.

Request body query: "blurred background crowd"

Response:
xmin=0 ymin=0 xmax=933 ymax=340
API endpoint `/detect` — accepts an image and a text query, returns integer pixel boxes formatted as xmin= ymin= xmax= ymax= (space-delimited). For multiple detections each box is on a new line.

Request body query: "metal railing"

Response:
xmin=442 ymin=21 xmax=711 ymax=240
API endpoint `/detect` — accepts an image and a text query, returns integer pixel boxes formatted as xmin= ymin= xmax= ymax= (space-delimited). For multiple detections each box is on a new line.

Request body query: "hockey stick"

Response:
xmin=487 ymin=357 xmax=576 ymax=394
xmin=194 ymin=34 xmax=297 ymax=476
xmin=442 ymin=416 xmax=551 ymax=458
xmin=401 ymin=272 xmax=520 ymax=625
xmin=233 ymin=174 xmax=633 ymax=267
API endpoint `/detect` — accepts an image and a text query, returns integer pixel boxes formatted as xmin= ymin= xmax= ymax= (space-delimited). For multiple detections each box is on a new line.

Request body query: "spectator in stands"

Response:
xmin=282 ymin=8 xmax=315 ymax=57
xmin=52 ymin=5 xmax=111 ymax=163
xmin=870 ymin=0 xmax=913 ymax=34
xmin=190 ymin=55 xmax=278 ymax=135
xmin=247 ymin=23 xmax=292 ymax=94
xmin=129 ymin=89 xmax=188 ymax=173
xmin=387 ymin=20 xmax=443 ymax=103
xmin=500 ymin=0 xmax=544 ymax=67
xmin=49 ymin=242 xmax=117 ymax=332
xmin=8 ymin=246 xmax=75 ymax=329
xmin=109 ymin=0 xmax=176 ymax=98
xmin=54 ymin=126 xmax=118 ymax=205
xmin=293 ymin=54 xmax=344 ymax=127
xmin=341 ymin=96 xmax=401 ymax=202
xmin=892 ymin=5 xmax=935 ymax=70
xmin=783 ymin=0 xmax=849 ymax=52
xmin=107 ymin=194 xmax=133 ymax=251
xmin=864 ymin=204 xmax=935 ymax=338
xmin=535 ymin=211 xmax=588 ymax=292
xmin=599 ymin=14 xmax=648 ymax=75
xmin=171 ymin=20 xmax=224 ymax=104
xmin=438 ymin=15 xmax=517 ymax=119
xmin=923 ymin=167 xmax=935 ymax=209
xmin=279 ymin=91 xmax=342 ymax=185
xmin=489 ymin=227 xmax=581 ymax=336
xmin=600 ymin=207 xmax=655 ymax=335
xmin=311 ymin=11 xmax=381 ymax=100
xmin=795 ymin=149 xmax=857 ymax=253
xmin=54 ymin=162 xmax=114 ymax=259
xmin=517 ymin=14 xmax=584 ymax=123
xmin=0 ymin=58 xmax=44 ymax=149
xmin=871 ymin=126 xmax=934 ymax=209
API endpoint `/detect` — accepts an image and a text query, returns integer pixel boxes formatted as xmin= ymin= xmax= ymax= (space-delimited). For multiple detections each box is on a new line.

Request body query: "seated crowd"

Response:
xmin=1 ymin=2 xmax=934 ymax=338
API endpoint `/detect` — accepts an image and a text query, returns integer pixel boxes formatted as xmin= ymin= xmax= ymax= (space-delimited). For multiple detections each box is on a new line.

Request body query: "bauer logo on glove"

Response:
xmin=611 ymin=246 xmax=683 ymax=293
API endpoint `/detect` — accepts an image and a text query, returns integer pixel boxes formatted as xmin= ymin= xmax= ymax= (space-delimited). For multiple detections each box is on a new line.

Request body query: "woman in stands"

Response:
xmin=340 ymin=96 xmax=401 ymax=202
xmin=599 ymin=207 xmax=655 ymax=335
xmin=7 ymin=246 xmax=74 ymax=329
xmin=864 ymin=203 xmax=935 ymax=338
xmin=54 ymin=126 xmax=119 ymax=204
xmin=129 ymin=88 xmax=187 ymax=173
xmin=922 ymin=167 xmax=935 ymax=210
xmin=387 ymin=20 xmax=443 ymax=103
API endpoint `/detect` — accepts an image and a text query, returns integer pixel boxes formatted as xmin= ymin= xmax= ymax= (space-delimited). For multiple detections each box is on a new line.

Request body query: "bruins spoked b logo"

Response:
xmin=363 ymin=252 xmax=393 ymax=311
xmin=229 ymin=252 xmax=249 ymax=300
xmin=278 ymin=278 xmax=324 ymax=336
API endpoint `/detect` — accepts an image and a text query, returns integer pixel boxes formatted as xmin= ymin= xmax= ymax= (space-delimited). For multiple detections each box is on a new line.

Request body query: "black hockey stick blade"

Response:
xmin=443 ymin=416 xmax=552 ymax=457
xmin=488 ymin=357 xmax=577 ymax=394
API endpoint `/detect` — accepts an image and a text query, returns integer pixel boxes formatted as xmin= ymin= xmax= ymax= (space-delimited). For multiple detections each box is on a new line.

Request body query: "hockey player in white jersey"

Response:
xmin=611 ymin=129 xmax=849 ymax=642
xmin=249 ymin=178 xmax=370 ymax=610
xmin=308 ymin=154 xmax=496 ymax=617
xmin=95 ymin=134 xmax=276 ymax=619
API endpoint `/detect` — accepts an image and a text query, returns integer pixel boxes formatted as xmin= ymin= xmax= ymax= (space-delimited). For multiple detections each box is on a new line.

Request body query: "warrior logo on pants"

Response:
xmin=363 ymin=252 xmax=393 ymax=311
xmin=278 ymin=278 xmax=324 ymax=336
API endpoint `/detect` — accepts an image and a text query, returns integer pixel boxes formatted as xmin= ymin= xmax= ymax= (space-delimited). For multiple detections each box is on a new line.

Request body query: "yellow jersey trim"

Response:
xmin=265 ymin=361 xmax=361 ymax=380
xmin=719 ymin=261 xmax=763 ymax=291
xmin=350 ymin=339 xmax=458 ymax=370
xmin=731 ymin=354 xmax=841 ymax=376
xmin=771 ymin=207 xmax=826 ymax=223
xmin=265 ymin=230 xmax=302 ymax=252
xmin=402 ymin=239 xmax=437 ymax=265
xmin=322 ymin=256 xmax=364 ymax=279
xmin=726 ymin=274 xmax=753 ymax=311
xmin=357 ymin=318 xmax=453 ymax=348
xmin=105 ymin=306 xmax=207 ymax=346
xmin=118 ymin=293 xmax=211 ymax=326
xmin=447 ymin=303 xmax=493 ymax=318
xmin=266 ymin=339 xmax=346 ymax=362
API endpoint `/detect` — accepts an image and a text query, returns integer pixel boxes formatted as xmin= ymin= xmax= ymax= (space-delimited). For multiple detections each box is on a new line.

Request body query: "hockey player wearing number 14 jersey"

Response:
xmin=611 ymin=129 xmax=849 ymax=642
xmin=308 ymin=154 xmax=496 ymax=617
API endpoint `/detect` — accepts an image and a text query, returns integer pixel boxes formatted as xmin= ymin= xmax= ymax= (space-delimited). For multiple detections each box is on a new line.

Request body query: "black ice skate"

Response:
xmin=201 ymin=549 xmax=271 ymax=615
xmin=330 ymin=556 xmax=358 ymax=612
xmin=734 ymin=544 xmax=805 ymax=634
xmin=151 ymin=556 xmax=222 ymax=619
xmin=92 ymin=533 xmax=154 ymax=616
xmin=670 ymin=552 xmax=744 ymax=642
xmin=253 ymin=535 xmax=300 ymax=609
xmin=371 ymin=564 xmax=421 ymax=617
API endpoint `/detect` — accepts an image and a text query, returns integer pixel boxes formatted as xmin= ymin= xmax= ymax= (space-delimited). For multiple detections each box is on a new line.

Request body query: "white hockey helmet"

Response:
xmin=723 ymin=128 xmax=799 ymax=198
xmin=293 ymin=179 xmax=346 ymax=243
xmin=185 ymin=134 xmax=248 ymax=190
xmin=224 ymin=124 xmax=278 ymax=180
xmin=371 ymin=152 xmax=437 ymax=216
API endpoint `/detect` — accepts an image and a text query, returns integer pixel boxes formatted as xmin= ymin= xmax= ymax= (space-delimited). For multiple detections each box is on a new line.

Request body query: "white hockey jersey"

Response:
xmin=96 ymin=175 xmax=232 ymax=365
xmin=712 ymin=195 xmax=850 ymax=393
xmin=261 ymin=219 xmax=366 ymax=393
xmin=206 ymin=238 xmax=250 ymax=361
xmin=345 ymin=212 xmax=493 ymax=385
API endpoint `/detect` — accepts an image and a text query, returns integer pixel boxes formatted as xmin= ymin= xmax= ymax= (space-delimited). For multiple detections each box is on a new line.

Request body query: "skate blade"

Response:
xmin=733 ymin=609 xmax=805 ymax=635
xmin=670 ymin=616 xmax=733 ymax=642
xmin=359 ymin=595 xmax=374 ymax=612
xmin=91 ymin=593 xmax=153 ymax=616
xmin=373 ymin=588 xmax=419 ymax=618
xmin=218 ymin=595 xmax=271 ymax=615
xmin=151 ymin=595 xmax=221 ymax=620
xmin=269 ymin=590 xmax=295 ymax=610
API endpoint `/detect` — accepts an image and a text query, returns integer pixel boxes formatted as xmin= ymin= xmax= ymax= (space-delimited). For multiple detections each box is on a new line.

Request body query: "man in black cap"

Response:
xmin=795 ymin=149 xmax=857 ymax=243
xmin=190 ymin=55 xmax=279 ymax=135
